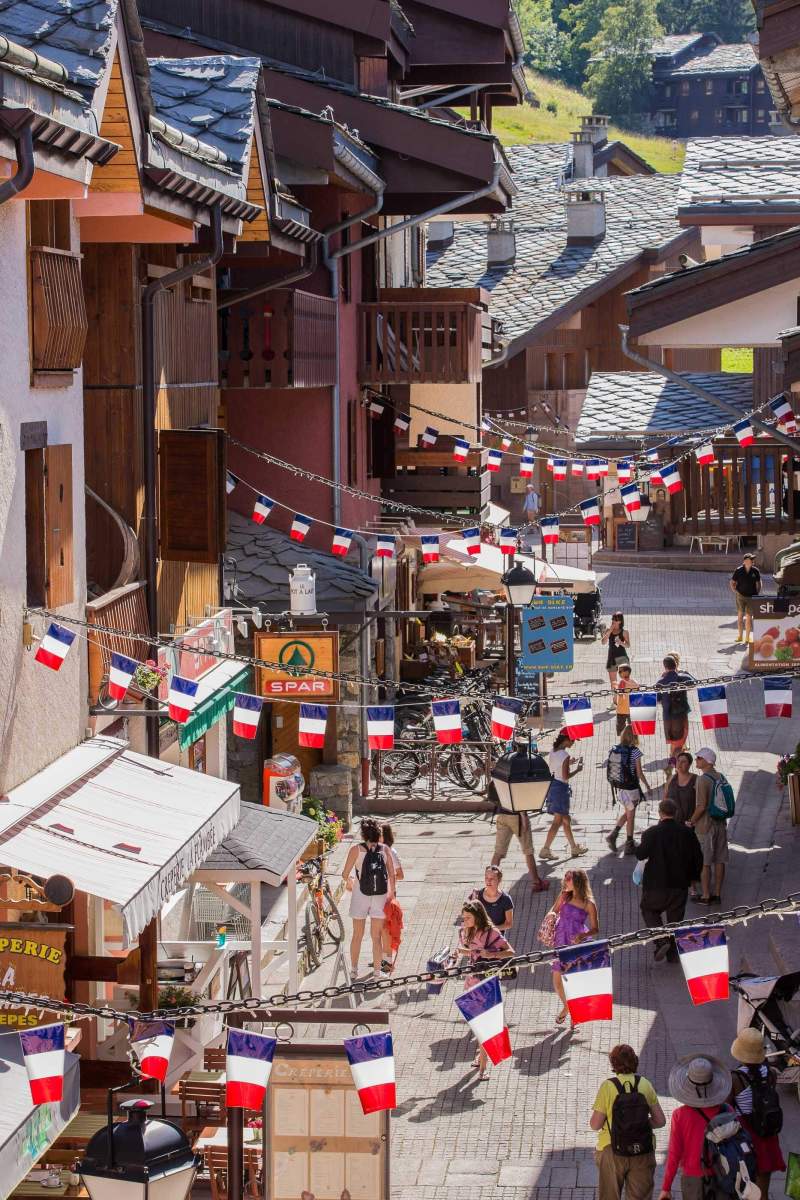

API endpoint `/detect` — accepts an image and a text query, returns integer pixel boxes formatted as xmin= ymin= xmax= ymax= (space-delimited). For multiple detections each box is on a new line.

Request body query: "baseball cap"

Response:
xmin=743 ymin=552 xmax=755 ymax=560
xmin=696 ymin=747 xmax=717 ymax=765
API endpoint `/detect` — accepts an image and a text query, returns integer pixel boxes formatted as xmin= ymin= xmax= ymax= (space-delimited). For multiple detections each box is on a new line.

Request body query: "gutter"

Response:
xmin=0 ymin=35 xmax=67 ymax=85
xmin=0 ymin=118 xmax=34 ymax=205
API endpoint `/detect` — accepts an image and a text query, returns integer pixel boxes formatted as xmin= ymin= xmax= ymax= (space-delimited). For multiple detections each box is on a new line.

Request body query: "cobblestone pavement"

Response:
xmin=308 ymin=567 xmax=800 ymax=1199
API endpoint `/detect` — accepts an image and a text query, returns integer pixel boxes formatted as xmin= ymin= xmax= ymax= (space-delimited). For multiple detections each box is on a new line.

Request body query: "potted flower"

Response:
xmin=157 ymin=984 xmax=199 ymax=1028
xmin=301 ymin=799 xmax=343 ymax=858
xmin=134 ymin=659 xmax=167 ymax=694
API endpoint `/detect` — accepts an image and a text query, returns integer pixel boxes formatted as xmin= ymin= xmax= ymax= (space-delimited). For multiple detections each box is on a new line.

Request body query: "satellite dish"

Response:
xmin=42 ymin=875 xmax=74 ymax=908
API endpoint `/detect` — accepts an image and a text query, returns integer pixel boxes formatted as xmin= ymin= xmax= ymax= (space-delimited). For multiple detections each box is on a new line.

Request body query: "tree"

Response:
xmin=656 ymin=0 xmax=754 ymax=42
xmin=558 ymin=0 xmax=613 ymax=87
xmin=585 ymin=0 xmax=661 ymax=127
xmin=515 ymin=0 xmax=570 ymax=74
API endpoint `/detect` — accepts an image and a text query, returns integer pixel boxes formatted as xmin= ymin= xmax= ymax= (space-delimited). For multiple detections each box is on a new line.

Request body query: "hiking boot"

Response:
xmin=624 ymin=838 xmax=636 ymax=856
xmin=605 ymin=828 xmax=620 ymax=850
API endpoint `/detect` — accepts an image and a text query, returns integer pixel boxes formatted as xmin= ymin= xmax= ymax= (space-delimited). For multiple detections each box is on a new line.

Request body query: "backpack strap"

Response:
xmin=609 ymin=1077 xmax=624 ymax=1095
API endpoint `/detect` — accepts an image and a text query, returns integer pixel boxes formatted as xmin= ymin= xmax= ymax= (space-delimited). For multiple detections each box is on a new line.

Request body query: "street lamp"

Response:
xmin=491 ymin=736 xmax=552 ymax=813
xmin=79 ymin=1099 xmax=200 ymax=1200
xmin=501 ymin=559 xmax=537 ymax=696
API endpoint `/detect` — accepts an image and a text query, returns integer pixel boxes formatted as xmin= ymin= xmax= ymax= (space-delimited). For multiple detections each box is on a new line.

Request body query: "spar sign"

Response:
xmin=255 ymin=631 xmax=340 ymax=702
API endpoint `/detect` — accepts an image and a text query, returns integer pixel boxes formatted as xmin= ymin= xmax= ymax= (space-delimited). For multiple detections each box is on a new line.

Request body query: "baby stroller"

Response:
xmin=730 ymin=970 xmax=800 ymax=1101
xmin=573 ymin=586 xmax=602 ymax=639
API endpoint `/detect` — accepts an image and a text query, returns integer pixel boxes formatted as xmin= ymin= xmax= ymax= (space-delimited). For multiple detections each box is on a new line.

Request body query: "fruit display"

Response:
xmin=753 ymin=619 xmax=800 ymax=663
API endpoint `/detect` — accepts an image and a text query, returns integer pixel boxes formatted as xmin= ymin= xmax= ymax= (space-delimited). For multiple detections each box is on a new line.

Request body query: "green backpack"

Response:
xmin=708 ymin=773 xmax=736 ymax=821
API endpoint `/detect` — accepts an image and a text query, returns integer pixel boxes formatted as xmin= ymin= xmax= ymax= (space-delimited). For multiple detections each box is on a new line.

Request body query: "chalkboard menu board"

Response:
xmin=615 ymin=522 xmax=637 ymax=551
xmin=638 ymin=516 xmax=664 ymax=551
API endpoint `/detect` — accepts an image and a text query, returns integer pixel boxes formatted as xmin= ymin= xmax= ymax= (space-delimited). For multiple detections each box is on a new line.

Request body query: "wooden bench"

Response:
xmin=178 ymin=1070 xmax=226 ymax=1125
xmin=203 ymin=1146 xmax=262 ymax=1200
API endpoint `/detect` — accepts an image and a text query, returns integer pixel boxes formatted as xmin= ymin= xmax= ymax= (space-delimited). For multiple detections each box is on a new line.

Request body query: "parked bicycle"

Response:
xmin=297 ymin=855 xmax=344 ymax=971
xmin=374 ymin=740 xmax=490 ymax=792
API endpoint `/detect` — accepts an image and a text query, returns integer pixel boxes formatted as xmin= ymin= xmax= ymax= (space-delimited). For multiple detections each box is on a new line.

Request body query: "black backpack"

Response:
xmin=357 ymin=845 xmax=388 ymax=897
xmin=701 ymin=1107 xmax=758 ymax=1196
xmin=609 ymin=1076 xmax=654 ymax=1157
xmin=606 ymin=746 xmax=639 ymax=791
xmin=735 ymin=1066 xmax=783 ymax=1138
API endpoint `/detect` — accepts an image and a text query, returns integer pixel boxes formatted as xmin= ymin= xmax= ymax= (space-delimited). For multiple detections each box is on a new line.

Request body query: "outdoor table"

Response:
xmin=53 ymin=1112 xmax=109 ymax=1149
xmin=196 ymin=1124 xmax=262 ymax=1150
xmin=11 ymin=1182 xmax=87 ymax=1198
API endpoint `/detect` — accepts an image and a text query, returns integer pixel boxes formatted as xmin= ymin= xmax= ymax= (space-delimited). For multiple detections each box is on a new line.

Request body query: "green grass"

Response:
xmin=721 ymin=347 xmax=754 ymax=373
xmin=488 ymin=72 xmax=685 ymax=174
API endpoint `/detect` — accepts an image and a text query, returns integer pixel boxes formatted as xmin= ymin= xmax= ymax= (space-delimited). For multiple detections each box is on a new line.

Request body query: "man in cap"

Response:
xmin=659 ymin=1055 xmax=733 ymax=1200
xmin=689 ymin=749 xmax=728 ymax=906
xmin=729 ymin=552 xmax=761 ymax=644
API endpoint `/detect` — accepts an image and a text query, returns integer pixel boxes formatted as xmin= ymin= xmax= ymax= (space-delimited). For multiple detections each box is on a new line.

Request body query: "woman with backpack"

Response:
xmin=655 ymin=654 xmax=695 ymax=782
xmin=602 ymin=612 xmax=631 ymax=702
xmin=605 ymin=726 xmax=651 ymax=855
xmin=454 ymin=900 xmax=514 ymax=1080
xmin=729 ymin=1029 xmax=785 ymax=1199
xmin=342 ymin=818 xmax=396 ymax=980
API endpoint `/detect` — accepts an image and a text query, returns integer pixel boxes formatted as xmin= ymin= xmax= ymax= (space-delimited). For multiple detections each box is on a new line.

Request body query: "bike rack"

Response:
xmin=373 ymin=739 xmax=496 ymax=802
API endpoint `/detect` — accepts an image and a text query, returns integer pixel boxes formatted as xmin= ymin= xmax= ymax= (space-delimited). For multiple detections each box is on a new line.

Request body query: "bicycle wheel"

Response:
xmin=321 ymin=884 xmax=345 ymax=946
xmin=446 ymin=748 xmax=485 ymax=792
xmin=303 ymin=902 xmax=323 ymax=971
xmin=379 ymin=750 xmax=421 ymax=787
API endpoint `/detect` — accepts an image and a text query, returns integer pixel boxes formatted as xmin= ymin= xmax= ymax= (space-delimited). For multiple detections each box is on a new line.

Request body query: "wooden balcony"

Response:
xmin=381 ymin=447 xmax=490 ymax=517
xmin=29 ymin=247 xmax=88 ymax=372
xmin=222 ymin=288 xmax=337 ymax=388
xmin=674 ymin=442 xmax=799 ymax=537
xmin=358 ymin=288 xmax=500 ymax=386
xmin=86 ymin=581 xmax=149 ymax=705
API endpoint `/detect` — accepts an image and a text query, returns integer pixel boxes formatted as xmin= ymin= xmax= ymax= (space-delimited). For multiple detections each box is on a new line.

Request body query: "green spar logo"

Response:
xmin=278 ymin=639 xmax=317 ymax=673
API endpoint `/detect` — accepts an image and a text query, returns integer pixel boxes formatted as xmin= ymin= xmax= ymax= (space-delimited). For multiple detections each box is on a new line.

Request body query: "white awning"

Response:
xmin=0 ymin=1033 xmax=79 ymax=1193
xmin=418 ymin=540 xmax=597 ymax=594
xmin=0 ymin=737 xmax=240 ymax=945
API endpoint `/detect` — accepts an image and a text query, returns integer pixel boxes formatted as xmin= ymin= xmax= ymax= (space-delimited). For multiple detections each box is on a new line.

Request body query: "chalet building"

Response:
xmin=753 ymin=0 xmax=800 ymax=128
xmin=649 ymin=35 xmax=772 ymax=138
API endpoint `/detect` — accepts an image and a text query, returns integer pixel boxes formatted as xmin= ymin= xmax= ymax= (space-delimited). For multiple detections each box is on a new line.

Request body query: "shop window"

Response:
xmin=25 ymin=443 xmax=74 ymax=608
xmin=159 ymin=428 xmax=226 ymax=563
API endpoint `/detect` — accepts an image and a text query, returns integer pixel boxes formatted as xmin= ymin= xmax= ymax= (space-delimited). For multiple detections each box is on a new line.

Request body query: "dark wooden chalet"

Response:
xmin=649 ymin=35 xmax=771 ymax=138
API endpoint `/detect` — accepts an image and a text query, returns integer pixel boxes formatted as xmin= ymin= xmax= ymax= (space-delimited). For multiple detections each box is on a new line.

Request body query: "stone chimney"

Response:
xmin=580 ymin=114 xmax=610 ymax=146
xmin=566 ymin=190 xmax=606 ymax=245
xmin=570 ymin=130 xmax=596 ymax=179
xmin=487 ymin=218 xmax=516 ymax=266
xmin=427 ymin=219 xmax=454 ymax=248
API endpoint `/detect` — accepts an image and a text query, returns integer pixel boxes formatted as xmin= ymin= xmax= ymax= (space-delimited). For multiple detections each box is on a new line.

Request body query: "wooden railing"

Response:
xmin=382 ymin=446 xmax=490 ymax=516
xmin=86 ymin=581 xmax=148 ymax=705
xmin=29 ymin=247 xmax=88 ymax=371
xmin=221 ymin=288 xmax=337 ymax=388
xmin=675 ymin=442 xmax=798 ymax=537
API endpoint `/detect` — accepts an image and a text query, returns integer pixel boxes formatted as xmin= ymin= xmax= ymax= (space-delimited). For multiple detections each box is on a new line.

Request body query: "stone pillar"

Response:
xmin=308 ymin=763 xmax=353 ymax=828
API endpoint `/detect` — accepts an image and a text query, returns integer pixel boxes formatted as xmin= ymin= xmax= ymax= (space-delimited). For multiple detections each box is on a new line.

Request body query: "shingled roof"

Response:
xmin=678 ymin=135 xmax=800 ymax=212
xmin=650 ymin=33 xmax=708 ymax=58
xmin=576 ymin=371 xmax=753 ymax=442
xmin=0 ymin=0 xmax=117 ymax=96
xmin=200 ymin=803 xmax=317 ymax=886
xmin=669 ymin=43 xmax=758 ymax=76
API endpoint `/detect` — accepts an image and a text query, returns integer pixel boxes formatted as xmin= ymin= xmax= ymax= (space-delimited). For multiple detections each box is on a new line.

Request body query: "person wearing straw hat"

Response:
xmin=729 ymin=1029 xmax=785 ymax=1199
xmin=659 ymin=1055 xmax=732 ymax=1200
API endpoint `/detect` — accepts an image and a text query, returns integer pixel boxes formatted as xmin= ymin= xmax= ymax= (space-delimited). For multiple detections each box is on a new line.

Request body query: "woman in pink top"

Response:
xmin=659 ymin=1056 xmax=732 ymax=1200
xmin=454 ymin=900 xmax=514 ymax=1080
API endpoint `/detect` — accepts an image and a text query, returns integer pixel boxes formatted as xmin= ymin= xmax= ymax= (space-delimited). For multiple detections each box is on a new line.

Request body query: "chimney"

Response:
xmin=427 ymin=219 xmax=454 ymax=248
xmin=566 ymin=189 xmax=606 ymax=245
xmin=487 ymin=218 xmax=516 ymax=266
xmin=580 ymin=113 xmax=610 ymax=146
xmin=570 ymin=130 xmax=596 ymax=179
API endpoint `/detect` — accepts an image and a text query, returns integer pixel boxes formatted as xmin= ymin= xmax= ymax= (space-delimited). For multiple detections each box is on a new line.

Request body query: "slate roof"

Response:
xmin=669 ymin=43 xmax=758 ymax=76
xmin=651 ymin=33 xmax=707 ymax=59
xmin=227 ymin=513 xmax=378 ymax=610
xmin=0 ymin=0 xmax=117 ymax=95
xmin=200 ymin=802 xmax=317 ymax=884
xmin=678 ymin=136 xmax=800 ymax=209
xmin=147 ymin=55 xmax=261 ymax=171
xmin=576 ymin=371 xmax=754 ymax=441
xmin=426 ymin=145 xmax=684 ymax=345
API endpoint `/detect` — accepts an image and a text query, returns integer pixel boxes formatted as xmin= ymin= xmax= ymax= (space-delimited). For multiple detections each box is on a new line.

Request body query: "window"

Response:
xmin=705 ymin=79 xmax=714 ymax=95
xmin=25 ymin=443 xmax=74 ymax=608
xmin=757 ymin=109 xmax=767 ymax=121
xmin=690 ymin=110 xmax=700 ymax=121
xmin=714 ymin=107 xmax=724 ymax=122
xmin=664 ymin=84 xmax=672 ymax=98
xmin=680 ymin=80 xmax=690 ymax=96
xmin=756 ymin=78 xmax=765 ymax=93
xmin=27 ymin=200 xmax=87 ymax=378
xmin=158 ymin=429 xmax=226 ymax=563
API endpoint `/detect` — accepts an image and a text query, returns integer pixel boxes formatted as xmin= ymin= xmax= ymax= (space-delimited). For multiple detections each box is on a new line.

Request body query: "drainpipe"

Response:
xmin=620 ymin=325 xmax=800 ymax=454
xmin=351 ymin=533 xmax=373 ymax=803
xmin=140 ymin=203 xmax=224 ymax=757
xmin=216 ymin=242 xmax=319 ymax=312
xmin=0 ymin=120 xmax=34 ymax=205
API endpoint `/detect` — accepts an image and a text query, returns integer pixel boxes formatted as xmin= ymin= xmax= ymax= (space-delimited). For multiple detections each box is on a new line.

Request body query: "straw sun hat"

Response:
xmin=731 ymin=1028 xmax=767 ymax=1065
xmin=668 ymin=1055 xmax=732 ymax=1108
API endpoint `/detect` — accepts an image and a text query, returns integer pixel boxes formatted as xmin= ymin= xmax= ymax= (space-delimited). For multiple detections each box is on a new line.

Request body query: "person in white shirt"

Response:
xmin=539 ymin=730 xmax=587 ymax=861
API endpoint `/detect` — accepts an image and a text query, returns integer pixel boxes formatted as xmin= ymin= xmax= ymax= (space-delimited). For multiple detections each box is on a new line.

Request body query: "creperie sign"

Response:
xmin=254 ymin=631 xmax=340 ymax=703
xmin=0 ymin=925 xmax=68 ymax=1027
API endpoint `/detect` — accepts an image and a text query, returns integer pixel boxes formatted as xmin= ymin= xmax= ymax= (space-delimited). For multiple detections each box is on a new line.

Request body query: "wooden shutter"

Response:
xmin=159 ymin=429 xmax=225 ymax=563
xmin=44 ymin=444 xmax=74 ymax=608
xmin=29 ymin=248 xmax=88 ymax=370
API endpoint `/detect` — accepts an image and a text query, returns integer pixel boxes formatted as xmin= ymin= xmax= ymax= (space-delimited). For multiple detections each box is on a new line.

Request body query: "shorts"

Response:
xmin=735 ymin=592 xmax=752 ymax=615
xmin=616 ymin=788 xmax=641 ymax=811
xmin=545 ymin=779 xmax=572 ymax=816
xmin=494 ymin=812 xmax=533 ymax=857
xmin=701 ymin=820 xmax=729 ymax=866
xmin=349 ymin=889 xmax=389 ymax=920
xmin=664 ymin=714 xmax=688 ymax=744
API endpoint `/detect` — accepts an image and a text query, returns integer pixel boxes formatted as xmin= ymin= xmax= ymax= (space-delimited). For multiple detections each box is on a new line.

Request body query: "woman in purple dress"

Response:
xmin=547 ymin=869 xmax=599 ymax=1025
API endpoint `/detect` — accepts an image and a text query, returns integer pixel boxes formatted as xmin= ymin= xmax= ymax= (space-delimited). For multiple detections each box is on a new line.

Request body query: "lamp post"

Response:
xmin=490 ymin=733 xmax=552 ymax=814
xmin=500 ymin=558 xmax=537 ymax=697
xmin=79 ymin=1099 xmax=200 ymax=1200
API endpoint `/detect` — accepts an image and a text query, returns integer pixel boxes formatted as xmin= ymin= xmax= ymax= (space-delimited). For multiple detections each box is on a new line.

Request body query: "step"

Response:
xmin=592 ymin=550 xmax=743 ymax=572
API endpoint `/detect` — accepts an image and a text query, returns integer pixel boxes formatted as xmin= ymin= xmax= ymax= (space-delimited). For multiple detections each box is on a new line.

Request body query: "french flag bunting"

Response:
xmin=650 ymin=466 xmax=664 ymax=486
xmin=331 ymin=528 xmax=353 ymax=557
xmin=130 ymin=1019 xmax=175 ymax=1083
xmin=764 ymin=676 xmax=792 ymax=719
xmin=35 ymin=623 xmax=76 ymax=672
xmin=734 ymin=418 xmax=755 ymax=447
xmin=368 ymin=398 xmax=384 ymax=417
xmin=675 ymin=926 xmax=729 ymax=1005
xmin=453 ymin=438 xmax=470 ymax=463
xmin=432 ymin=698 xmax=462 ymax=744
xmin=487 ymin=449 xmax=503 ymax=472
xmin=647 ymin=450 xmax=659 ymax=464
xmin=579 ymin=497 xmax=601 ymax=527
xmin=629 ymin=691 xmax=657 ymax=736
xmin=299 ymin=703 xmax=328 ymax=748
xmin=108 ymin=652 xmax=138 ymax=702
xmin=598 ymin=460 xmax=610 ymax=477
xmin=541 ymin=517 xmax=560 ymax=544
xmin=344 ymin=1032 xmax=396 ymax=1115
xmin=558 ymin=940 xmax=613 ymax=1025
xmin=546 ymin=457 xmax=554 ymax=473
xmin=519 ymin=450 xmax=534 ymax=478
xmin=586 ymin=459 xmax=602 ymax=481
xmin=367 ymin=706 xmax=395 ymax=750
xmin=501 ymin=436 xmax=513 ymax=451
xmin=454 ymin=975 xmax=511 ymax=1065
xmin=571 ymin=461 xmax=584 ymax=476
xmin=421 ymin=534 xmax=440 ymax=563
xmin=394 ymin=412 xmax=410 ymax=435
xmin=562 ymin=695 xmax=593 ymax=739
xmin=168 ymin=675 xmax=199 ymax=724
xmin=771 ymin=396 xmax=797 ymax=433
xmin=552 ymin=459 xmax=567 ymax=480
xmin=698 ymin=684 xmax=728 ymax=730
xmin=20 ymin=1023 xmax=65 ymax=1105
xmin=661 ymin=462 xmax=683 ymax=494
xmin=376 ymin=534 xmax=396 ymax=559
xmin=491 ymin=696 xmax=523 ymax=740
xmin=461 ymin=527 xmax=481 ymax=555
xmin=422 ymin=426 xmax=438 ymax=447
xmin=252 ymin=494 xmax=274 ymax=524
xmin=617 ymin=461 xmax=632 ymax=483
xmin=621 ymin=483 xmax=641 ymax=513
xmin=233 ymin=693 xmax=263 ymax=740
xmin=226 ymin=1028 xmax=276 ymax=1109
xmin=290 ymin=513 xmax=312 ymax=542
xmin=695 ymin=444 xmax=715 ymax=467
xmin=499 ymin=527 xmax=518 ymax=554
xmin=226 ymin=471 xmax=238 ymax=495
xmin=480 ymin=417 xmax=492 ymax=433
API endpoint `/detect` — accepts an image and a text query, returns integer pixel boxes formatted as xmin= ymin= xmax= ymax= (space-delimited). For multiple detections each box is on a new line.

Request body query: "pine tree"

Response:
xmin=585 ymin=0 xmax=661 ymax=127
xmin=559 ymin=0 xmax=613 ymax=87
xmin=515 ymin=0 xmax=570 ymax=72
xmin=656 ymin=0 xmax=754 ymax=42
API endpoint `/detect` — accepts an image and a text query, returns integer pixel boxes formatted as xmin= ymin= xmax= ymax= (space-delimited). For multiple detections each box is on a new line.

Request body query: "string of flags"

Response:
xmin=290 ymin=514 xmax=312 ymax=542
xmin=298 ymin=703 xmax=328 ymax=748
xmin=461 ymin=527 xmax=481 ymax=555
xmin=376 ymin=534 xmax=396 ymax=559
xmin=629 ymin=692 xmax=657 ymax=736
xmin=130 ymin=1019 xmax=174 ymax=1082
xmin=367 ymin=706 xmax=395 ymax=749
xmin=226 ymin=1028 xmax=276 ymax=1109
xmin=764 ymin=676 xmax=793 ymax=718
xmin=698 ymin=685 xmax=728 ymax=731
xmin=562 ymin=696 xmax=594 ymax=739
xmin=541 ymin=517 xmax=560 ymax=544
xmin=20 ymin=1023 xmax=65 ymax=1104
xmin=34 ymin=623 xmax=75 ymax=672
xmin=499 ymin=526 xmax=518 ymax=554
xmin=559 ymin=940 xmax=613 ymax=1025
xmin=421 ymin=534 xmax=440 ymax=562
xmin=454 ymin=975 xmax=512 ymax=1065
xmin=168 ymin=675 xmax=199 ymax=724
xmin=676 ymin=926 xmax=729 ymax=1005
xmin=621 ymin=483 xmax=642 ymax=514
xmin=343 ymin=1032 xmax=396 ymax=1114
xmin=490 ymin=696 xmax=524 ymax=740
xmin=432 ymin=698 xmax=462 ymax=744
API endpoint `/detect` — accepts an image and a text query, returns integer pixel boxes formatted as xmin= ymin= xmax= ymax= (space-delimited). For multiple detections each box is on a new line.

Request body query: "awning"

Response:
xmin=0 ymin=737 xmax=240 ymax=945
xmin=0 ymin=1033 xmax=79 ymax=1194
xmin=418 ymin=541 xmax=597 ymax=594
xmin=176 ymin=662 xmax=251 ymax=751
xmin=195 ymin=803 xmax=319 ymax=887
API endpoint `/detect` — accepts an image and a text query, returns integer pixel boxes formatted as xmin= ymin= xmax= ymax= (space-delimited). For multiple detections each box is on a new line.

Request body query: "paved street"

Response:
xmin=309 ymin=566 xmax=800 ymax=1199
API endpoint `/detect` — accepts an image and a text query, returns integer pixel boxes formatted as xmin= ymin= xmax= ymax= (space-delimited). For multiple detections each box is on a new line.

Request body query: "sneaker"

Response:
xmin=653 ymin=940 xmax=673 ymax=961
xmin=539 ymin=847 xmax=555 ymax=861
xmin=605 ymin=829 xmax=620 ymax=850
xmin=570 ymin=844 xmax=588 ymax=858
xmin=624 ymin=838 xmax=636 ymax=856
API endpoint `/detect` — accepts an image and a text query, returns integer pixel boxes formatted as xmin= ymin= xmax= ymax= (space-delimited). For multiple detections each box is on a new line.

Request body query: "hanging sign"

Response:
xmin=255 ymin=631 xmax=340 ymax=702
xmin=519 ymin=597 xmax=575 ymax=674
xmin=0 ymin=924 xmax=69 ymax=1028
xmin=749 ymin=596 xmax=800 ymax=672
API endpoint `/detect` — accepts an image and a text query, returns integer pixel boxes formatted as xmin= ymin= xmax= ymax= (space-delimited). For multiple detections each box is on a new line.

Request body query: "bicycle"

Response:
xmin=373 ymin=741 xmax=489 ymax=793
xmin=297 ymin=855 xmax=345 ymax=971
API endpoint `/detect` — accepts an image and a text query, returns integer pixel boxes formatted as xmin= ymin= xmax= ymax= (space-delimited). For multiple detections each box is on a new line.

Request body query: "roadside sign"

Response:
xmin=255 ymin=631 xmax=340 ymax=701
xmin=519 ymin=597 xmax=574 ymax=674
xmin=749 ymin=596 xmax=800 ymax=672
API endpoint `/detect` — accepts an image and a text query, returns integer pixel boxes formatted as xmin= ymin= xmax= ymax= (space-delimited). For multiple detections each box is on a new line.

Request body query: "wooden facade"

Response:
xmin=676 ymin=441 xmax=799 ymax=537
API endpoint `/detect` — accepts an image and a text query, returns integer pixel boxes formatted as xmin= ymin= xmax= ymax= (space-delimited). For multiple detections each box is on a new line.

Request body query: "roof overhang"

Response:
xmin=268 ymin=100 xmax=383 ymax=195
xmin=756 ymin=0 xmax=800 ymax=125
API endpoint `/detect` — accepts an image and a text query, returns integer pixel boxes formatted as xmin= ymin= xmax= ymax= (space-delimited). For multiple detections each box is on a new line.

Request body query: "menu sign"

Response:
xmin=0 ymin=924 xmax=69 ymax=1028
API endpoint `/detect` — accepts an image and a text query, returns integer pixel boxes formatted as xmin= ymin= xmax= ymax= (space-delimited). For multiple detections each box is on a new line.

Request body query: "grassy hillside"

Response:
xmin=490 ymin=73 xmax=685 ymax=174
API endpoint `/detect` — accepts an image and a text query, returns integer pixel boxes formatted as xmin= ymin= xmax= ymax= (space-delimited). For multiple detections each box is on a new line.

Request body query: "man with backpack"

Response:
xmin=606 ymin=727 xmax=651 ymax=855
xmin=729 ymin=1028 xmax=785 ymax=1199
xmin=635 ymin=799 xmax=704 ymax=961
xmin=688 ymin=749 xmax=733 ymax=906
xmin=590 ymin=1043 xmax=666 ymax=1200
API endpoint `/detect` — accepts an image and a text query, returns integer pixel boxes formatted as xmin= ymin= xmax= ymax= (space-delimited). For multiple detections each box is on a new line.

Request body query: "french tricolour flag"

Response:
xmin=501 ymin=436 xmax=513 ymax=451
xmin=367 ymin=706 xmax=395 ymax=750
xmin=20 ymin=1023 xmax=65 ymax=1104
xmin=432 ymin=698 xmax=462 ymax=744
xmin=571 ymin=461 xmax=584 ymax=476
xmin=558 ymin=940 xmax=613 ymax=1024
xmin=487 ymin=449 xmax=503 ymax=472
xmin=586 ymin=459 xmax=602 ymax=481
xmin=764 ymin=676 xmax=792 ymax=719
xmin=647 ymin=450 xmax=659 ymax=465
xmin=421 ymin=534 xmax=440 ymax=563
xmin=695 ymin=444 xmax=715 ymax=467
xmin=290 ymin=513 xmax=312 ymax=542
xmin=226 ymin=471 xmax=238 ymax=495
xmin=108 ymin=652 xmax=137 ymax=701
xmin=675 ymin=926 xmax=729 ymax=1005
xmin=552 ymin=459 xmax=567 ymax=480
xmin=629 ymin=691 xmax=657 ymax=736
xmin=454 ymin=975 xmax=511 ymax=1064
xmin=661 ymin=462 xmax=683 ymax=494
xmin=771 ymin=396 xmax=797 ymax=433
xmin=541 ymin=517 xmax=559 ymax=544
xmin=461 ymin=527 xmax=481 ymax=555
xmin=598 ymin=460 xmax=610 ymax=477
xmin=546 ymin=457 xmax=554 ymax=473
xmin=579 ymin=497 xmax=601 ymax=527
xmin=35 ymin=623 xmax=76 ymax=672
xmin=617 ymin=461 xmax=632 ymax=483
xmin=168 ymin=675 xmax=199 ymax=724
xmin=332 ymin=528 xmax=353 ymax=556
xmin=519 ymin=452 xmax=534 ymax=478
xmin=453 ymin=438 xmax=470 ymax=463
xmin=491 ymin=696 xmax=523 ymax=741
xmin=650 ymin=466 xmax=664 ymax=486
xmin=698 ymin=684 xmax=728 ymax=730
xmin=734 ymin=418 xmax=755 ymax=448
xmin=562 ymin=696 xmax=593 ymax=739
xmin=376 ymin=534 xmax=396 ymax=559
xmin=368 ymin=398 xmax=384 ymax=417
xmin=226 ymin=1028 xmax=276 ymax=1109
xmin=499 ymin=527 xmax=518 ymax=555
xmin=422 ymin=426 xmax=438 ymax=447
xmin=299 ymin=703 xmax=328 ymax=748
xmin=394 ymin=412 xmax=410 ymax=435
xmin=233 ymin=693 xmax=263 ymax=740
xmin=130 ymin=1019 xmax=175 ymax=1083
xmin=621 ymin=483 xmax=641 ymax=513
xmin=344 ymin=1032 xmax=396 ymax=1114
xmin=252 ymin=494 xmax=274 ymax=525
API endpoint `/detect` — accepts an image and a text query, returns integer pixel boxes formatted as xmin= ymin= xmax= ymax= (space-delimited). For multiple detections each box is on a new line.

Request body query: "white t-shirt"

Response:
xmin=548 ymin=749 xmax=569 ymax=780
xmin=388 ymin=846 xmax=402 ymax=872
